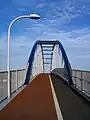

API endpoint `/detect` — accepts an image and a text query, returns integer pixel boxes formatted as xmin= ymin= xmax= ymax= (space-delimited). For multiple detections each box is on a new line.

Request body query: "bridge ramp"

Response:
xmin=0 ymin=74 xmax=58 ymax=120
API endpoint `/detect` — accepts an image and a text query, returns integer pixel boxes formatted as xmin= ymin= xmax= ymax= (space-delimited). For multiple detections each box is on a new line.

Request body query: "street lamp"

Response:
xmin=7 ymin=14 xmax=40 ymax=99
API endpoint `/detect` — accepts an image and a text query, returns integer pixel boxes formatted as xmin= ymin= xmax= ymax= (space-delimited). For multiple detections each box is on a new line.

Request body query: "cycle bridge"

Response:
xmin=0 ymin=40 xmax=90 ymax=120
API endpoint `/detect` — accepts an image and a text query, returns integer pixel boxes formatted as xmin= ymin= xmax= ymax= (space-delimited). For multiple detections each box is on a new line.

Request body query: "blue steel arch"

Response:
xmin=24 ymin=40 xmax=73 ymax=85
xmin=57 ymin=41 xmax=73 ymax=85
xmin=24 ymin=41 xmax=39 ymax=85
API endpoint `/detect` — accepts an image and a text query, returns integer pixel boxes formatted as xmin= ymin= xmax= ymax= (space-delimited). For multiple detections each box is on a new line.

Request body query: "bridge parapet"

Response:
xmin=51 ymin=68 xmax=90 ymax=100
xmin=72 ymin=69 xmax=90 ymax=96
xmin=0 ymin=69 xmax=26 ymax=102
xmin=0 ymin=68 xmax=90 ymax=103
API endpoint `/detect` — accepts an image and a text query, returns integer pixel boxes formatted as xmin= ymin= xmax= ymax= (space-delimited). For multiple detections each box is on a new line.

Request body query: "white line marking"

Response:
xmin=49 ymin=75 xmax=63 ymax=120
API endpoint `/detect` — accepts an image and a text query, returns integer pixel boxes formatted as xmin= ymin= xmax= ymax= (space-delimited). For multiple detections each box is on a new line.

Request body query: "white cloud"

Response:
xmin=12 ymin=0 xmax=36 ymax=7
xmin=10 ymin=0 xmax=90 ymax=27
xmin=43 ymin=2 xmax=80 ymax=26
xmin=33 ymin=26 xmax=90 ymax=70
xmin=37 ymin=3 xmax=46 ymax=8
xmin=0 ymin=26 xmax=90 ymax=71
xmin=0 ymin=33 xmax=7 ymax=50
xmin=17 ymin=7 xmax=27 ymax=12
xmin=46 ymin=0 xmax=90 ymax=22
xmin=80 ymin=0 xmax=90 ymax=2
xmin=0 ymin=33 xmax=36 ymax=71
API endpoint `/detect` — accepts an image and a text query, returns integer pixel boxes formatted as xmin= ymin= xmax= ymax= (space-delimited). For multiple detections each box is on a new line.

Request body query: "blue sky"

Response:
xmin=0 ymin=0 xmax=90 ymax=71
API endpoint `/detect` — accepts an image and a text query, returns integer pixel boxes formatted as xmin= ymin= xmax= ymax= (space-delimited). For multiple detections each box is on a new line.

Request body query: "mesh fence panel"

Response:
xmin=0 ymin=69 xmax=26 ymax=102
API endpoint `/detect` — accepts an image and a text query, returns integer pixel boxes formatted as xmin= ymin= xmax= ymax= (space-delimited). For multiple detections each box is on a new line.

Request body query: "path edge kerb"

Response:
xmin=49 ymin=75 xmax=63 ymax=120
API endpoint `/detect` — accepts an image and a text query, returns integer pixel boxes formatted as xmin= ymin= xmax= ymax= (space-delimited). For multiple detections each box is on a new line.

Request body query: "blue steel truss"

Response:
xmin=24 ymin=40 xmax=73 ymax=85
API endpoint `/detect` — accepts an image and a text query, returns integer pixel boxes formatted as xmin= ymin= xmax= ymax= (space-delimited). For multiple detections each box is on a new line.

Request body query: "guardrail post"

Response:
xmin=22 ymin=70 xmax=23 ymax=86
xmin=83 ymin=72 xmax=85 ymax=92
xmin=81 ymin=72 xmax=83 ymax=91
xmin=0 ymin=75 xmax=3 ymax=99
xmin=75 ymin=70 xmax=77 ymax=86
xmin=16 ymin=70 xmax=18 ymax=91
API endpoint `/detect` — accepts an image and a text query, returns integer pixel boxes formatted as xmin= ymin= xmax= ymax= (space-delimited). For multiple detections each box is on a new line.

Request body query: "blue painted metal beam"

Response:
xmin=24 ymin=40 xmax=73 ymax=85
xmin=58 ymin=41 xmax=73 ymax=85
xmin=24 ymin=41 xmax=38 ymax=84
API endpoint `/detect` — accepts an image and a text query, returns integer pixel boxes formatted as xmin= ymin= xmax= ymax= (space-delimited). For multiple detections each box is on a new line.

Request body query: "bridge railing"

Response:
xmin=51 ymin=68 xmax=90 ymax=98
xmin=0 ymin=69 xmax=26 ymax=103
xmin=72 ymin=69 xmax=90 ymax=97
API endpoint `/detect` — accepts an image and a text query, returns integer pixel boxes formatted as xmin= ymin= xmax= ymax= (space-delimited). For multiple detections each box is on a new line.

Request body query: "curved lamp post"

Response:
xmin=7 ymin=14 xmax=40 ymax=99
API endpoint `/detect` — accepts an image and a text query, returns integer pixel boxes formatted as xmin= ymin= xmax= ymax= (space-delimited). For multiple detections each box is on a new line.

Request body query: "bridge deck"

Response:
xmin=0 ymin=74 xmax=58 ymax=120
xmin=0 ymin=74 xmax=90 ymax=120
xmin=51 ymin=74 xmax=90 ymax=120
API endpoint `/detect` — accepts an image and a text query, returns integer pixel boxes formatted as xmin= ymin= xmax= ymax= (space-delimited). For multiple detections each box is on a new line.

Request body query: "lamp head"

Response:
xmin=30 ymin=14 xmax=40 ymax=19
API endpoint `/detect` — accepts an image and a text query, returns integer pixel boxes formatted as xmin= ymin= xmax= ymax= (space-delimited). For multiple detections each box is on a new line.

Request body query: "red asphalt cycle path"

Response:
xmin=0 ymin=74 xmax=58 ymax=120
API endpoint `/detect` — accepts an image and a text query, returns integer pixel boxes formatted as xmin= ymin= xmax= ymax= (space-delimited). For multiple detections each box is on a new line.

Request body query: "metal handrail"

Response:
xmin=0 ymin=69 xmax=26 ymax=104
xmin=0 ymin=85 xmax=24 ymax=104
xmin=57 ymin=71 xmax=90 ymax=83
xmin=52 ymin=70 xmax=90 ymax=96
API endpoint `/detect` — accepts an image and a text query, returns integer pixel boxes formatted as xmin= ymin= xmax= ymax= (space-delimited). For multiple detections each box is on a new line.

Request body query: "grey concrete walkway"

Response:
xmin=51 ymin=74 xmax=90 ymax=120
